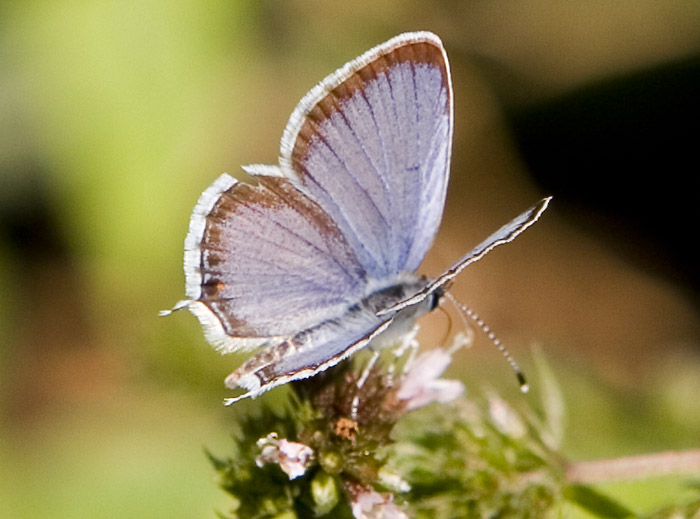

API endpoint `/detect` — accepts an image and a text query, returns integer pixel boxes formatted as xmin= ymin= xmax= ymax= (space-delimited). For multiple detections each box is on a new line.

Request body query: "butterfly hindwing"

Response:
xmin=183 ymin=174 xmax=368 ymax=352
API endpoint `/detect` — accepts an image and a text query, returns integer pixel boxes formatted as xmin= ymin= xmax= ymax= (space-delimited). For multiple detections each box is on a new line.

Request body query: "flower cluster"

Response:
xmin=207 ymin=341 xmax=572 ymax=518
xmin=207 ymin=343 xmax=700 ymax=518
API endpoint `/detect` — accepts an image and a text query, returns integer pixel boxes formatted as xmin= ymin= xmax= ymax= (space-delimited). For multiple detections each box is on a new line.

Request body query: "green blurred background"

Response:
xmin=1 ymin=1 xmax=699 ymax=517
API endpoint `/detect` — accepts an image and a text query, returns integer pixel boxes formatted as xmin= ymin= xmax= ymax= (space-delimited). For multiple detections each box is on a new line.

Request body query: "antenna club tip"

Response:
xmin=516 ymin=372 xmax=529 ymax=393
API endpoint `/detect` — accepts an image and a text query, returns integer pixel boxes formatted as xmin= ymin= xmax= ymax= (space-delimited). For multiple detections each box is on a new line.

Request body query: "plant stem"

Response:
xmin=565 ymin=449 xmax=700 ymax=483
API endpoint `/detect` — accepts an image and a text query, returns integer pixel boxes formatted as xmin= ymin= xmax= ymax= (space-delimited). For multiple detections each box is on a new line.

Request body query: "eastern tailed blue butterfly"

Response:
xmin=163 ymin=32 xmax=550 ymax=404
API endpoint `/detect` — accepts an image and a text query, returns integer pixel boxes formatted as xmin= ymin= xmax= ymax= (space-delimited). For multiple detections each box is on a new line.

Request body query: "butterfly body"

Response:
xmin=224 ymin=273 xmax=438 ymax=398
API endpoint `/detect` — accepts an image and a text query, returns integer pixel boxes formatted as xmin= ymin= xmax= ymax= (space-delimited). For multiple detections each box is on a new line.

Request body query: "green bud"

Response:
xmin=319 ymin=450 xmax=344 ymax=474
xmin=311 ymin=471 xmax=339 ymax=515
xmin=271 ymin=512 xmax=297 ymax=519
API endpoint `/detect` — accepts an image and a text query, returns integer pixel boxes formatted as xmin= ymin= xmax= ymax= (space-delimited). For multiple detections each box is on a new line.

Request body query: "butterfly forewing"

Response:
xmin=280 ymin=33 xmax=453 ymax=280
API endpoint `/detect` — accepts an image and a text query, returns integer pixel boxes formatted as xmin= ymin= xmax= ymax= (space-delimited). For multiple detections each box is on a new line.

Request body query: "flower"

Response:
xmin=488 ymin=391 xmax=527 ymax=439
xmin=396 ymin=348 xmax=464 ymax=411
xmin=346 ymin=482 xmax=408 ymax=519
xmin=255 ymin=433 xmax=314 ymax=480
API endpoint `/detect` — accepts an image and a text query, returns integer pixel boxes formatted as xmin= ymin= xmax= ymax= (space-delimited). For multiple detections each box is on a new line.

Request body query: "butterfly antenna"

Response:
xmin=446 ymin=293 xmax=529 ymax=393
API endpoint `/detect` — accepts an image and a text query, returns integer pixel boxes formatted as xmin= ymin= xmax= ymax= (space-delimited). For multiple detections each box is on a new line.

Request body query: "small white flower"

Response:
xmin=488 ymin=392 xmax=527 ymax=439
xmin=378 ymin=466 xmax=411 ymax=493
xmin=255 ymin=433 xmax=314 ymax=480
xmin=350 ymin=486 xmax=408 ymax=519
xmin=396 ymin=348 xmax=464 ymax=411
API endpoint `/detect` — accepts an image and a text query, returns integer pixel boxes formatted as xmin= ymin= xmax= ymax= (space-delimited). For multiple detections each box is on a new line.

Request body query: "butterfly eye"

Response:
xmin=429 ymin=288 xmax=444 ymax=312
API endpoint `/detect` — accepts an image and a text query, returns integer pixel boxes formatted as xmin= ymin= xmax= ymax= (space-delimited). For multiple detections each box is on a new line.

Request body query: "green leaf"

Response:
xmin=564 ymin=484 xmax=635 ymax=518
xmin=532 ymin=345 xmax=565 ymax=450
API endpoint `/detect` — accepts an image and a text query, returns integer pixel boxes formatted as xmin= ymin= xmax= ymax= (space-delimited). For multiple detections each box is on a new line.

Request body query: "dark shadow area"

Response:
xmin=507 ymin=54 xmax=700 ymax=303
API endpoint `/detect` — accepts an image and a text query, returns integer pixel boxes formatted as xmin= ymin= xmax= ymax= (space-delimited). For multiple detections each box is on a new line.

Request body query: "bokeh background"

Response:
xmin=1 ymin=1 xmax=699 ymax=517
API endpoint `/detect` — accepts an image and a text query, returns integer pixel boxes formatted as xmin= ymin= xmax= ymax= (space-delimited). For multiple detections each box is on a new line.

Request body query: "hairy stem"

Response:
xmin=565 ymin=449 xmax=700 ymax=483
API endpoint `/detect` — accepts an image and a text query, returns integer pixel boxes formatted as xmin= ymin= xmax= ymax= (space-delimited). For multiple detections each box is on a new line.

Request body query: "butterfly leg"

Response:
xmin=392 ymin=324 xmax=420 ymax=376
xmin=351 ymin=349 xmax=381 ymax=420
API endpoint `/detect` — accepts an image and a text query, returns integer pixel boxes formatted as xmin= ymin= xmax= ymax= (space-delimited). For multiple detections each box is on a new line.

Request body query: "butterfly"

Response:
xmin=163 ymin=31 xmax=550 ymax=405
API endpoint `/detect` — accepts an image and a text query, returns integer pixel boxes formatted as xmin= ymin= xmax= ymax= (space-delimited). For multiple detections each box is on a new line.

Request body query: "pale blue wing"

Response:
xmin=223 ymin=273 xmax=435 ymax=404
xmin=277 ymin=32 xmax=453 ymax=282
xmin=378 ymin=197 xmax=553 ymax=316
xmin=181 ymin=173 xmax=368 ymax=351
xmin=223 ymin=307 xmax=392 ymax=404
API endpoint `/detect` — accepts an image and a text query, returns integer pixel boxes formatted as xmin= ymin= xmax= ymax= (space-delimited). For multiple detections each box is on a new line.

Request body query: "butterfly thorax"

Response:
xmin=360 ymin=274 xmax=443 ymax=350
